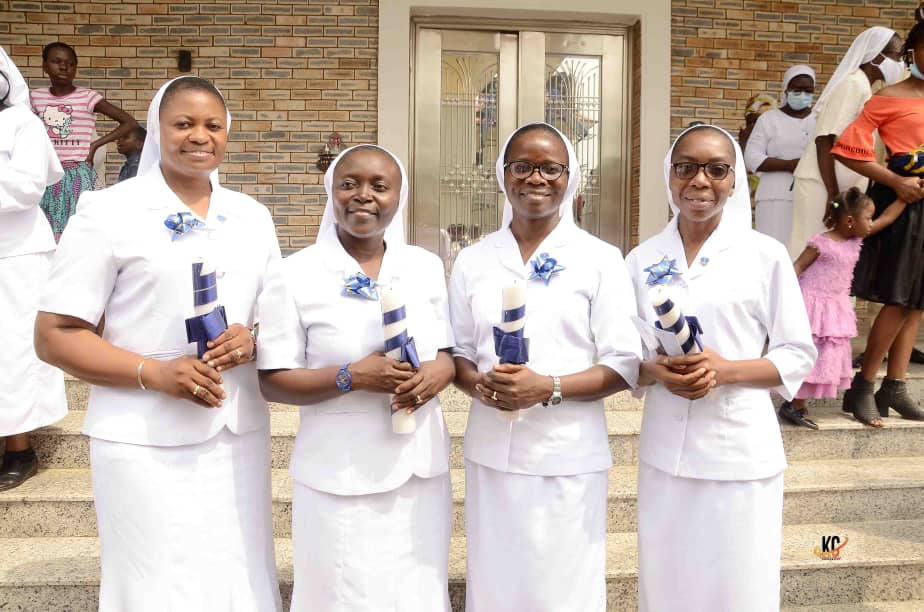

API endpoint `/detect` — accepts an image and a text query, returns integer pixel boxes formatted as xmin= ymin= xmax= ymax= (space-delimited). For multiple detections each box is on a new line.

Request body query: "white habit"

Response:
xmin=0 ymin=48 xmax=66 ymax=437
xmin=39 ymin=77 xmax=283 ymax=611
xmin=256 ymin=145 xmax=454 ymax=611
xmin=744 ymin=108 xmax=817 ymax=245
xmin=448 ymin=123 xmax=642 ymax=611
xmin=626 ymin=124 xmax=816 ymax=611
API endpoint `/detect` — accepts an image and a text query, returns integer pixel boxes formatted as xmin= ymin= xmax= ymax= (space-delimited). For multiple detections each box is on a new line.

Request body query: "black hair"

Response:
xmin=503 ymin=124 xmax=566 ymax=163
xmin=903 ymin=19 xmax=924 ymax=62
xmin=671 ymin=124 xmax=735 ymax=162
xmin=824 ymin=186 xmax=872 ymax=230
xmin=42 ymin=42 xmax=77 ymax=63
xmin=159 ymin=76 xmax=226 ymax=117
xmin=130 ymin=124 xmax=147 ymax=141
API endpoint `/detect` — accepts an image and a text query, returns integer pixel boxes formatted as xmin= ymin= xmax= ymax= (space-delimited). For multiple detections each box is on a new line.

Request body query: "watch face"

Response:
xmin=550 ymin=394 xmax=563 ymax=406
xmin=336 ymin=369 xmax=351 ymax=391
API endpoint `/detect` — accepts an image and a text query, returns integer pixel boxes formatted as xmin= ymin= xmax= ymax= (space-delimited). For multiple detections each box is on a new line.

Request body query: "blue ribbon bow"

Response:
xmin=343 ymin=272 xmax=379 ymax=300
xmin=529 ymin=252 xmax=565 ymax=285
xmin=164 ymin=212 xmax=205 ymax=240
xmin=492 ymin=303 xmax=530 ymax=364
xmin=644 ymin=255 xmax=681 ymax=286
xmin=382 ymin=305 xmax=421 ymax=368
xmin=185 ymin=306 xmax=228 ymax=358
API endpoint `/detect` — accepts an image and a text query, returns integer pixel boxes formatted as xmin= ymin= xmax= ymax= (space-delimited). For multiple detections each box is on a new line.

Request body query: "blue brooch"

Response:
xmin=164 ymin=212 xmax=204 ymax=240
xmin=643 ymin=255 xmax=681 ymax=286
xmin=529 ymin=252 xmax=565 ymax=285
xmin=343 ymin=272 xmax=379 ymax=300
xmin=699 ymin=256 xmax=709 ymax=267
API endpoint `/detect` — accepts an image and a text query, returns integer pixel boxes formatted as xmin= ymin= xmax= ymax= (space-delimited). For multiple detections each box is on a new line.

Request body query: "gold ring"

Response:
xmin=491 ymin=390 xmax=498 ymax=401
xmin=234 ymin=348 xmax=244 ymax=361
xmin=193 ymin=384 xmax=201 ymax=397
xmin=416 ymin=394 xmax=422 ymax=404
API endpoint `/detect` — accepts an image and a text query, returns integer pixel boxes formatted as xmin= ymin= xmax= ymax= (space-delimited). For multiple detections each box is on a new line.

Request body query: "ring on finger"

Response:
xmin=415 ymin=394 xmax=422 ymax=405
xmin=193 ymin=384 xmax=201 ymax=398
xmin=234 ymin=348 xmax=244 ymax=361
xmin=491 ymin=390 xmax=498 ymax=401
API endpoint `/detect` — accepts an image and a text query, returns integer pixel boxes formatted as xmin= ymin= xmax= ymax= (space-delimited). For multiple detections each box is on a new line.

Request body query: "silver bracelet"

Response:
xmin=137 ymin=358 xmax=149 ymax=390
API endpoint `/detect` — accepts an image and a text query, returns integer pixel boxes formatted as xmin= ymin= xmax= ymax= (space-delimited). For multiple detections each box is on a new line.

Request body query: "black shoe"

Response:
xmin=843 ymin=373 xmax=883 ymax=427
xmin=911 ymin=347 xmax=924 ymax=365
xmin=779 ymin=401 xmax=819 ymax=430
xmin=0 ymin=447 xmax=38 ymax=492
xmin=875 ymin=377 xmax=924 ymax=420
xmin=852 ymin=352 xmax=864 ymax=369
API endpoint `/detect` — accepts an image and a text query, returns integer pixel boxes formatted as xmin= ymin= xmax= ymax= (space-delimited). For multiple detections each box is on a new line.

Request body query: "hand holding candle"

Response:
xmin=491 ymin=280 xmax=530 ymax=421
xmin=381 ymin=286 xmax=420 ymax=434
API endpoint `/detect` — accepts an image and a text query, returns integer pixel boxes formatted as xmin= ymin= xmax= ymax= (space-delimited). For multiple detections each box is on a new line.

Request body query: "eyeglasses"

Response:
xmin=671 ymin=162 xmax=734 ymax=181
xmin=504 ymin=160 xmax=569 ymax=181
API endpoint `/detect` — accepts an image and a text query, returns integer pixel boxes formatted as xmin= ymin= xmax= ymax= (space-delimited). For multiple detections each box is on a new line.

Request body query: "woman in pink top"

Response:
xmin=30 ymin=42 xmax=137 ymax=241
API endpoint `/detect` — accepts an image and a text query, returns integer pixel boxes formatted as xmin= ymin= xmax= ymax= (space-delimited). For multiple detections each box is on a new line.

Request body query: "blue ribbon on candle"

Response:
xmin=191 ymin=262 xmax=218 ymax=309
xmin=529 ymin=252 xmax=565 ymax=285
xmin=343 ymin=272 xmax=379 ymax=300
xmin=382 ymin=305 xmax=421 ymax=369
xmin=164 ymin=212 xmax=205 ymax=240
xmin=644 ymin=255 xmax=681 ymax=286
xmin=492 ymin=303 xmax=529 ymax=364
xmin=653 ymin=310 xmax=704 ymax=354
xmin=185 ymin=262 xmax=228 ymax=358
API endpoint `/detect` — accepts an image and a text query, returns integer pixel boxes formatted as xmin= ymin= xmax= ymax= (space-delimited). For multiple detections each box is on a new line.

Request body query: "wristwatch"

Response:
xmin=543 ymin=376 xmax=562 ymax=407
xmin=335 ymin=363 xmax=352 ymax=392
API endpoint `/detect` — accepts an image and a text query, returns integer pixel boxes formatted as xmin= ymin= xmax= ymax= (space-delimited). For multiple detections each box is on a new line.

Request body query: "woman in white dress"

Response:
xmin=0 ymin=47 xmax=66 ymax=491
xmin=627 ymin=124 xmax=816 ymax=611
xmin=789 ymin=27 xmax=903 ymax=259
xmin=257 ymin=145 xmax=455 ymax=611
xmin=745 ymin=64 xmax=818 ymax=245
xmin=34 ymin=76 xmax=282 ymax=611
xmin=449 ymin=122 xmax=642 ymax=611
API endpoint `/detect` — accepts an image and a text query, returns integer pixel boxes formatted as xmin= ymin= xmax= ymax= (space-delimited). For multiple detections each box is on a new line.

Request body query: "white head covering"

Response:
xmin=137 ymin=76 xmax=232 ymax=185
xmin=0 ymin=46 xmax=29 ymax=106
xmin=496 ymin=122 xmax=582 ymax=229
xmin=317 ymin=144 xmax=409 ymax=247
xmin=663 ymin=124 xmax=751 ymax=231
xmin=813 ymin=26 xmax=897 ymax=116
xmin=781 ymin=64 xmax=816 ymax=98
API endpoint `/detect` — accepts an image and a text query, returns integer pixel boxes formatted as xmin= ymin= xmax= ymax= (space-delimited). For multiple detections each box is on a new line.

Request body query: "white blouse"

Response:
xmin=625 ymin=217 xmax=816 ymax=481
xmin=256 ymin=237 xmax=453 ymax=496
xmin=744 ymin=108 xmax=817 ymax=203
xmin=0 ymin=104 xmax=61 ymax=258
xmin=449 ymin=221 xmax=642 ymax=477
xmin=40 ymin=169 xmax=281 ymax=446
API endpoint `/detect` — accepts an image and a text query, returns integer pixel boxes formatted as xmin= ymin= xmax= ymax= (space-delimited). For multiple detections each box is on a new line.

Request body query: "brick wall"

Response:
xmin=1 ymin=0 xmax=378 ymax=254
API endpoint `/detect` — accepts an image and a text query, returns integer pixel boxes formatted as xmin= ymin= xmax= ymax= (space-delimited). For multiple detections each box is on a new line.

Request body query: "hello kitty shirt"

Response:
xmin=30 ymin=87 xmax=102 ymax=162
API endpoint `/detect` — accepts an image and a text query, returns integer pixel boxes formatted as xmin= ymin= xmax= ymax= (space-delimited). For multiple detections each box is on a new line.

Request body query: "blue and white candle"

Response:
xmin=185 ymin=259 xmax=228 ymax=358
xmin=649 ymin=285 xmax=700 ymax=355
xmin=382 ymin=287 xmax=419 ymax=434
xmin=496 ymin=280 xmax=528 ymax=422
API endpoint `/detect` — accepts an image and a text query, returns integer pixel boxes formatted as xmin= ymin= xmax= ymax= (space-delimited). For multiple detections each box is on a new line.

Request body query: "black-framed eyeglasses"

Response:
xmin=671 ymin=162 xmax=734 ymax=181
xmin=504 ymin=160 xmax=569 ymax=181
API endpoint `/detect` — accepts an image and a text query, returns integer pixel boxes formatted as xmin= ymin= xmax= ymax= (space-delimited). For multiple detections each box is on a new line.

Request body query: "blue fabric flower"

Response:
xmin=343 ymin=272 xmax=379 ymax=300
xmin=164 ymin=212 xmax=205 ymax=240
xmin=529 ymin=252 xmax=565 ymax=285
xmin=643 ymin=255 xmax=681 ymax=286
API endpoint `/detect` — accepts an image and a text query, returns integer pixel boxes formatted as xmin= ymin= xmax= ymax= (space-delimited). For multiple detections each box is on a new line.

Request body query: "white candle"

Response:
xmin=499 ymin=280 xmax=526 ymax=422
xmin=193 ymin=259 xmax=218 ymax=316
xmin=649 ymin=285 xmax=699 ymax=354
xmin=381 ymin=286 xmax=417 ymax=434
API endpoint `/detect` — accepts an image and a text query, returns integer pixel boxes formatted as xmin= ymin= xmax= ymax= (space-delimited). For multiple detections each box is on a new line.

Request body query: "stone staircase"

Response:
xmin=2 ymin=369 xmax=924 ymax=611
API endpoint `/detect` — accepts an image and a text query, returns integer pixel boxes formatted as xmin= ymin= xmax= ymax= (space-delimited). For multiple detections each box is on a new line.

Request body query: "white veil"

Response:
xmin=663 ymin=124 xmax=751 ymax=231
xmin=137 ymin=76 xmax=232 ymax=185
xmin=0 ymin=46 xmax=29 ymax=106
xmin=317 ymin=144 xmax=410 ymax=247
xmin=813 ymin=26 xmax=896 ymax=116
xmin=781 ymin=64 xmax=816 ymax=98
xmin=495 ymin=122 xmax=583 ymax=229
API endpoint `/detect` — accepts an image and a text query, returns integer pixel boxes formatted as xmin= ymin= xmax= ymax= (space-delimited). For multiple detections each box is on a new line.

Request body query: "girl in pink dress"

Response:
xmin=781 ymin=187 xmax=909 ymax=428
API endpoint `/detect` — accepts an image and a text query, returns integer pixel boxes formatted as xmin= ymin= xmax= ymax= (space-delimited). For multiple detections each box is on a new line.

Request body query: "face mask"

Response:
xmin=786 ymin=91 xmax=813 ymax=111
xmin=873 ymin=56 xmax=906 ymax=85
xmin=912 ymin=60 xmax=924 ymax=81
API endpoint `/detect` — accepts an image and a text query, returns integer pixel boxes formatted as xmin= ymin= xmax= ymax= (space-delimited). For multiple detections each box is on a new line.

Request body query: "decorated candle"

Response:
xmin=186 ymin=259 xmax=228 ymax=358
xmin=193 ymin=260 xmax=219 ymax=316
xmin=381 ymin=287 xmax=418 ymax=434
xmin=648 ymin=285 xmax=699 ymax=355
xmin=496 ymin=280 xmax=528 ymax=422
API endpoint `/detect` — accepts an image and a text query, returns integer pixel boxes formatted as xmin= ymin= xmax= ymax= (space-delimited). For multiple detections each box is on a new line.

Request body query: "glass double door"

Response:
xmin=411 ymin=26 xmax=630 ymax=270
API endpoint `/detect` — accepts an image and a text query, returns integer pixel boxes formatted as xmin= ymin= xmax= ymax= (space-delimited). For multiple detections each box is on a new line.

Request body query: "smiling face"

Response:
xmin=332 ymin=147 xmax=402 ymax=241
xmin=669 ymin=128 xmax=736 ymax=224
xmin=158 ymin=88 xmax=227 ymax=181
xmin=42 ymin=46 xmax=77 ymax=88
xmin=503 ymin=128 xmax=569 ymax=222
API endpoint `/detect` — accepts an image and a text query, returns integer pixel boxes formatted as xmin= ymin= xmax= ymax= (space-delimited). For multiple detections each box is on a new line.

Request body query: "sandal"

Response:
xmin=843 ymin=373 xmax=883 ymax=427
xmin=779 ymin=401 xmax=818 ymax=430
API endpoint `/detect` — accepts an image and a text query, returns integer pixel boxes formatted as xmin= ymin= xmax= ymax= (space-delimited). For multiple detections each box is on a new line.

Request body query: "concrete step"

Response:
xmin=4 ymin=457 xmax=924 ymax=538
xmin=29 ymin=402 xmax=924 ymax=471
xmin=1 ymin=519 xmax=922 ymax=611
xmin=783 ymin=603 xmax=924 ymax=612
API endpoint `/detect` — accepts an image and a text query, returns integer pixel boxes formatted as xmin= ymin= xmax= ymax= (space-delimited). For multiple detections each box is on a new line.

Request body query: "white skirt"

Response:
xmin=637 ymin=462 xmax=784 ymax=612
xmin=0 ymin=252 xmax=66 ymax=436
xmin=755 ymin=197 xmax=794 ymax=246
xmin=90 ymin=427 xmax=281 ymax=612
xmin=464 ymin=461 xmax=607 ymax=612
xmin=291 ymin=472 xmax=452 ymax=612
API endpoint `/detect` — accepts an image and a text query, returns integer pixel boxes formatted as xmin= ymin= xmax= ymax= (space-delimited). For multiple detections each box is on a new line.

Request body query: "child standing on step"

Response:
xmin=29 ymin=41 xmax=136 ymax=241
xmin=781 ymin=187 xmax=910 ymax=429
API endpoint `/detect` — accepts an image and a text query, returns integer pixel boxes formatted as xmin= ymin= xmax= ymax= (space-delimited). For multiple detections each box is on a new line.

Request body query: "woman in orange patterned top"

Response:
xmin=833 ymin=19 xmax=924 ymax=426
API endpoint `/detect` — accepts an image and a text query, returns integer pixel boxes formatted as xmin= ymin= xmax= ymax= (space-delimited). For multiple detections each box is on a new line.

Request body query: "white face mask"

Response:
xmin=873 ymin=55 xmax=906 ymax=85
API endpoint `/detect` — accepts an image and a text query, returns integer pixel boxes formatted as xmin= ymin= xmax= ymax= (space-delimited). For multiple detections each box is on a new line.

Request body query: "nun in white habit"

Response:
xmin=0 ymin=46 xmax=65 ymax=491
xmin=744 ymin=64 xmax=818 ymax=245
xmin=626 ymin=124 xmax=816 ymax=611
xmin=448 ymin=122 xmax=642 ymax=611
xmin=257 ymin=145 xmax=455 ymax=611
xmin=34 ymin=76 xmax=282 ymax=611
